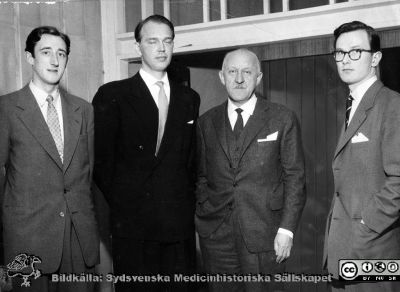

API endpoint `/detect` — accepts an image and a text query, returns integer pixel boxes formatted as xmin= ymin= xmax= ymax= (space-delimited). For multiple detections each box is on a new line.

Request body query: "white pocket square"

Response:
xmin=351 ymin=132 xmax=369 ymax=143
xmin=257 ymin=131 xmax=278 ymax=142
xmin=187 ymin=120 xmax=194 ymax=124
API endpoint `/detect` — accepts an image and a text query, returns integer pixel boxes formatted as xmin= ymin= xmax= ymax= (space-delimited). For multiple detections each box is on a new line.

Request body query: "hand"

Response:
xmin=274 ymin=233 xmax=293 ymax=263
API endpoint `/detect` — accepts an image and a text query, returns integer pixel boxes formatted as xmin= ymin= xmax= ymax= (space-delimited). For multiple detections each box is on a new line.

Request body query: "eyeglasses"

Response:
xmin=332 ymin=49 xmax=373 ymax=62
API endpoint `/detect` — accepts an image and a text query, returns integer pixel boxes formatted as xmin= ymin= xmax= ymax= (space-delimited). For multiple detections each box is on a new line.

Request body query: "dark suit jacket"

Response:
xmin=195 ymin=98 xmax=306 ymax=252
xmin=0 ymin=85 xmax=99 ymax=274
xmin=92 ymin=73 xmax=200 ymax=242
xmin=323 ymin=81 xmax=400 ymax=278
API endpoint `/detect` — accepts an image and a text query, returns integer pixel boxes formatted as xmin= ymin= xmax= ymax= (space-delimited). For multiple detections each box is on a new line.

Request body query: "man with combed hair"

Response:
xmin=93 ymin=15 xmax=200 ymax=292
xmin=196 ymin=48 xmax=306 ymax=292
xmin=323 ymin=20 xmax=400 ymax=292
xmin=0 ymin=26 xmax=99 ymax=292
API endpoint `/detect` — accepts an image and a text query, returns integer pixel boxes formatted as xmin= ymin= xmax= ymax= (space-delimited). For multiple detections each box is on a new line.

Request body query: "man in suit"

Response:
xmin=323 ymin=21 xmax=400 ymax=291
xmin=195 ymin=48 xmax=306 ymax=292
xmin=0 ymin=26 xmax=99 ymax=292
xmin=92 ymin=15 xmax=200 ymax=292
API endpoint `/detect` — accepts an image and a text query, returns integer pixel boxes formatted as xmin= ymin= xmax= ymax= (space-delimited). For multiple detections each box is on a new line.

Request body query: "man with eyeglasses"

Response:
xmin=93 ymin=15 xmax=200 ymax=292
xmin=323 ymin=21 xmax=400 ymax=291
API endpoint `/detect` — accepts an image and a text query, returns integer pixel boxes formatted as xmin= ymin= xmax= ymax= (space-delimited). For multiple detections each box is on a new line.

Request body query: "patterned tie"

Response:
xmin=155 ymin=81 xmax=168 ymax=155
xmin=345 ymin=95 xmax=354 ymax=130
xmin=233 ymin=108 xmax=244 ymax=140
xmin=46 ymin=95 xmax=63 ymax=162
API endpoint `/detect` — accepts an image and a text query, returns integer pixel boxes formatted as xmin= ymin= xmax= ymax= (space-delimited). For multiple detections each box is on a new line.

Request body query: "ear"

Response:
xmin=26 ymin=51 xmax=34 ymax=66
xmin=218 ymin=70 xmax=225 ymax=86
xmin=134 ymin=41 xmax=142 ymax=57
xmin=371 ymin=51 xmax=382 ymax=68
xmin=256 ymin=72 xmax=263 ymax=86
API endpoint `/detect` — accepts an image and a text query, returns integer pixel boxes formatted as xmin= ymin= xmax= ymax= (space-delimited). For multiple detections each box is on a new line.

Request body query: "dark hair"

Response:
xmin=134 ymin=14 xmax=175 ymax=42
xmin=25 ymin=26 xmax=71 ymax=57
xmin=333 ymin=21 xmax=380 ymax=52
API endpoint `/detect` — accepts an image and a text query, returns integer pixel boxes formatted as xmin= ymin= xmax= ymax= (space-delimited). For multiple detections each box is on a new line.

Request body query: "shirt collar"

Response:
xmin=29 ymin=81 xmax=59 ymax=107
xmin=139 ymin=68 xmax=169 ymax=88
xmin=227 ymin=94 xmax=257 ymax=116
xmin=350 ymin=75 xmax=377 ymax=102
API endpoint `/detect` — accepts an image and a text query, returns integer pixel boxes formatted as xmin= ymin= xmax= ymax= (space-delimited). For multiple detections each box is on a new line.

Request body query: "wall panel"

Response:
xmin=0 ymin=0 xmax=103 ymax=101
xmin=262 ymin=54 xmax=347 ymax=292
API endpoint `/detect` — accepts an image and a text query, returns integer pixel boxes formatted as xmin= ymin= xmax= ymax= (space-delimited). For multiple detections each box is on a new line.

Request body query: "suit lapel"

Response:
xmin=334 ymin=80 xmax=383 ymax=159
xmin=239 ymin=98 xmax=270 ymax=160
xmin=16 ymin=85 xmax=63 ymax=170
xmin=211 ymin=102 xmax=230 ymax=162
xmin=61 ymin=89 xmax=82 ymax=173
xmin=127 ymin=74 xmax=159 ymax=153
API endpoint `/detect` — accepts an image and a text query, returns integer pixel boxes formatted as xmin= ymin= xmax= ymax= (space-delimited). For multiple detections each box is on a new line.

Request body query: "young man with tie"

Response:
xmin=0 ymin=26 xmax=99 ymax=292
xmin=93 ymin=15 xmax=200 ymax=292
xmin=323 ymin=21 xmax=400 ymax=292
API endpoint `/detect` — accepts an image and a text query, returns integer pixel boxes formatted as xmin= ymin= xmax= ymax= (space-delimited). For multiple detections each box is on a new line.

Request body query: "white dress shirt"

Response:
xmin=227 ymin=94 xmax=257 ymax=129
xmin=227 ymin=95 xmax=293 ymax=239
xmin=29 ymin=81 xmax=64 ymax=143
xmin=348 ymin=75 xmax=377 ymax=124
xmin=139 ymin=69 xmax=170 ymax=107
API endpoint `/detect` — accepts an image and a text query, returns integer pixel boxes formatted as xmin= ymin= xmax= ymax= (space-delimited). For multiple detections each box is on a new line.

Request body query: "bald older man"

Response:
xmin=195 ymin=49 xmax=306 ymax=292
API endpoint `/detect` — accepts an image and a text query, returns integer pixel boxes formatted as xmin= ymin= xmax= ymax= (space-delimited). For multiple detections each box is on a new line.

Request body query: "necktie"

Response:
xmin=155 ymin=81 xmax=168 ymax=155
xmin=345 ymin=95 xmax=354 ymax=130
xmin=233 ymin=108 xmax=244 ymax=140
xmin=46 ymin=95 xmax=63 ymax=162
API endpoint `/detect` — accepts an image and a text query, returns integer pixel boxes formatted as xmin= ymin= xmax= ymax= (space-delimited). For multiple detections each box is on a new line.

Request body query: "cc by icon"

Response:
xmin=341 ymin=262 xmax=358 ymax=280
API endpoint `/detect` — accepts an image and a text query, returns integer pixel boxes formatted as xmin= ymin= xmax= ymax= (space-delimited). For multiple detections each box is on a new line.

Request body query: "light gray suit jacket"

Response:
xmin=0 ymin=85 xmax=99 ymax=273
xmin=195 ymin=98 xmax=306 ymax=252
xmin=323 ymin=80 xmax=400 ymax=278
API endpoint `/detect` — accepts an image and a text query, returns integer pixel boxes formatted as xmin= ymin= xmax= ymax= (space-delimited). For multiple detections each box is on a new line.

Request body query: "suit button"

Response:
xmin=63 ymin=189 xmax=68 ymax=194
xmin=233 ymin=182 xmax=238 ymax=187
xmin=59 ymin=212 xmax=65 ymax=217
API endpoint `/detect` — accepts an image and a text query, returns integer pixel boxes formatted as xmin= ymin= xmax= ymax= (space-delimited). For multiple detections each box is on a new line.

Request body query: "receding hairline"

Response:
xmin=221 ymin=48 xmax=261 ymax=72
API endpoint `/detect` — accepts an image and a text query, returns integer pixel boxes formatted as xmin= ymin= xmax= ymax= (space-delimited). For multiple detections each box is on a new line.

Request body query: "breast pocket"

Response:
xmin=255 ymin=140 xmax=279 ymax=160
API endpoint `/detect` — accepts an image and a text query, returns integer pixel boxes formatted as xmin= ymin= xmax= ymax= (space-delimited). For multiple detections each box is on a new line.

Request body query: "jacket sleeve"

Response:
xmin=362 ymin=94 xmax=400 ymax=234
xmin=279 ymin=110 xmax=306 ymax=233
xmin=195 ymin=120 xmax=209 ymax=205
xmin=92 ymin=87 xmax=119 ymax=205
xmin=0 ymin=97 xmax=10 ymax=206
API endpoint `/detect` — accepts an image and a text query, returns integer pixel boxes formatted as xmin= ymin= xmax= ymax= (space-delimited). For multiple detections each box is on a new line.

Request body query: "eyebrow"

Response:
xmin=336 ymin=45 xmax=364 ymax=50
xmin=145 ymin=37 xmax=173 ymax=41
xmin=39 ymin=47 xmax=67 ymax=53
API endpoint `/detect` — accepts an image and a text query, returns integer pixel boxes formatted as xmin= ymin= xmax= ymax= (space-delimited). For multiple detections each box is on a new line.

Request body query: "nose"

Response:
xmin=235 ymin=72 xmax=244 ymax=84
xmin=342 ymin=52 xmax=351 ymax=64
xmin=157 ymin=40 xmax=165 ymax=52
xmin=50 ymin=52 xmax=59 ymax=66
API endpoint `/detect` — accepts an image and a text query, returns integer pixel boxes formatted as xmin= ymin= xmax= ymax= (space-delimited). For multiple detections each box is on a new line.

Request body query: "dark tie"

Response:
xmin=233 ymin=108 xmax=244 ymax=140
xmin=155 ymin=81 xmax=168 ymax=155
xmin=46 ymin=95 xmax=63 ymax=162
xmin=345 ymin=95 xmax=354 ymax=130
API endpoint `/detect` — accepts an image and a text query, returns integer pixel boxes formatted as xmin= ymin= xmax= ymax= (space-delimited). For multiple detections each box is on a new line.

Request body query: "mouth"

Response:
xmin=341 ymin=68 xmax=353 ymax=72
xmin=156 ymin=56 xmax=168 ymax=61
xmin=47 ymin=69 xmax=59 ymax=73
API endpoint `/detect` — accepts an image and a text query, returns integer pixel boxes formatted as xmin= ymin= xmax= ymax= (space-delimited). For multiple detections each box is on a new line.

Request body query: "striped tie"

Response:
xmin=46 ymin=95 xmax=63 ymax=162
xmin=345 ymin=95 xmax=354 ymax=130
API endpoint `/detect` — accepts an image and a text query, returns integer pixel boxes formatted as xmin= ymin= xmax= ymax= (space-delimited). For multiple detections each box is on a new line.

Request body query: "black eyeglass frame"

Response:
xmin=332 ymin=49 xmax=373 ymax=62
